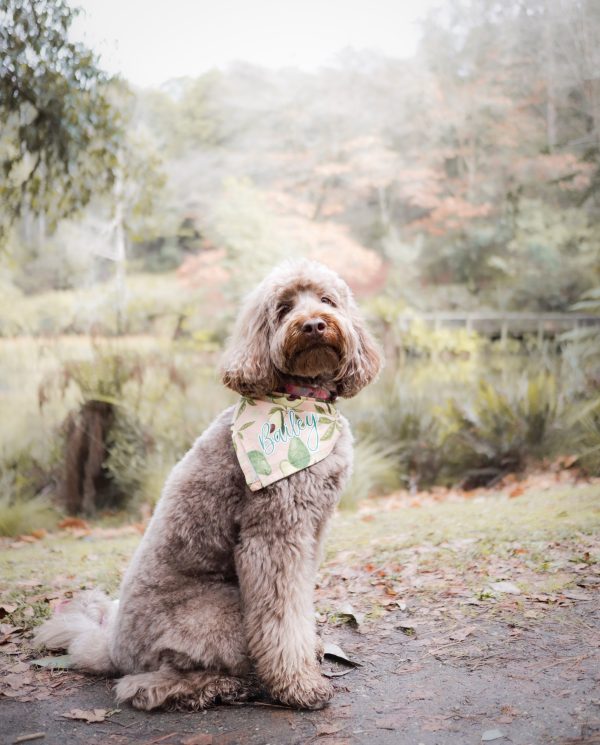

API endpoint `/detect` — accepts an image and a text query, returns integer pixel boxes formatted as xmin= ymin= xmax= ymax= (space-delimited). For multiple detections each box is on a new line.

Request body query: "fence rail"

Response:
xmin=395 ymin=313 xmax=600 ymax=342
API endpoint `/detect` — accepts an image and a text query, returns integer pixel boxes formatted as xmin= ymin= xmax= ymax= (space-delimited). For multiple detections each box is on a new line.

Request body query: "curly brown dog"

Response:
xmin=35 ymin=260 xmax=382 ymax=711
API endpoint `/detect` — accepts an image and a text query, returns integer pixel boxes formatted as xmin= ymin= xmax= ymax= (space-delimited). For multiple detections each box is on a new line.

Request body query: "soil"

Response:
xmin=1 ymin=604 xmax=599 ymax=745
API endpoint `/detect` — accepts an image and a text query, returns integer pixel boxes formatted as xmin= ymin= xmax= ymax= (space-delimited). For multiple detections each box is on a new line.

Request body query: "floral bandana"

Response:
xmin=231 ymin=393 xmax=342 ymax=491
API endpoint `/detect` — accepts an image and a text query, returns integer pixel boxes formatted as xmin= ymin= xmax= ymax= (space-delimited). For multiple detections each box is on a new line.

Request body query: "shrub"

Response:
xmin=442 ymin=373 xmax=559 ymax=487
xmin=339 ymin=438 xmax=399 ymax=511
xmin=0 ymin=496 xmax=58 ymax=537
xmin=566 ymin=397 xmax=600 ymax=476
xmin=346 ymin=376 xmax=445 ymax=490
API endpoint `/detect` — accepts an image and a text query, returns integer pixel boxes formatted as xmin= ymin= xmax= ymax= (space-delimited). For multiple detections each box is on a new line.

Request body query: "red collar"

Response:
xmin=277 ymin=382 xmax=337 ymax=402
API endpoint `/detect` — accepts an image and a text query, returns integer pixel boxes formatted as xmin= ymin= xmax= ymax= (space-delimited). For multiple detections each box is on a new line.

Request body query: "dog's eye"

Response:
xmin=276 ymin=304 xmax=291 ymax=319
xmin=321 ymin=297 xmax=336 ymax=307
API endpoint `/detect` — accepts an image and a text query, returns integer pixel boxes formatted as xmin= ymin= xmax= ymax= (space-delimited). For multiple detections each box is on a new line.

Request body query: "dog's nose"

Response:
xmin=302 ymin=318 xmax=327 ymax=335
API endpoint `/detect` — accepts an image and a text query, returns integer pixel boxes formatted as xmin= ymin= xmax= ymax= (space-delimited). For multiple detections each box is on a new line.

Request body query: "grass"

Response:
xmin=0 ymin=497 xmax=59 ymax=537
xmin=327 ymin=483 xmax=600 ymax=558
xmin=1 ymin=481 xmax=597 ymax=633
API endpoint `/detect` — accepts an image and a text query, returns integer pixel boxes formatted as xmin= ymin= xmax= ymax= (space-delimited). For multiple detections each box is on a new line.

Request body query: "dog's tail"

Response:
xmin=34 ymin=589 xmax=118 ymax=674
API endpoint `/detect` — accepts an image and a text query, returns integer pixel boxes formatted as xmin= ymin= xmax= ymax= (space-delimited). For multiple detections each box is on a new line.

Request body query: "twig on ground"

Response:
xmin=137 ymin=733 xmax=180 ymax=745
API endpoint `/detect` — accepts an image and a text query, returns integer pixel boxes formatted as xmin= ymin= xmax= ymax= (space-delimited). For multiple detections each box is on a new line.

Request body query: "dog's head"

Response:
xmin=221 ymin=260 xmax=382 ymax=398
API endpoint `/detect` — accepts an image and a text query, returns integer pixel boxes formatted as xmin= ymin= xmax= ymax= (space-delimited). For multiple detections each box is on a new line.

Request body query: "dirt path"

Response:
xmin=1 ymin=607 xmax=599 ymax=745
xmin=1 ymin=477 xmax=599 ymax=744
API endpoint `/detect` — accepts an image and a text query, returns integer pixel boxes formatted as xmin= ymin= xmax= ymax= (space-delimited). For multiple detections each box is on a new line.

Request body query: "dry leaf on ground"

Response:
xmin=61 ymin=708 xmax=115 ymax=723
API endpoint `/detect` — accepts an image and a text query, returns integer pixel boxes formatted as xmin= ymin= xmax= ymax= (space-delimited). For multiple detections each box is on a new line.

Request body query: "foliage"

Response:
xmin=0 ymin=0 xmax=121 ymax=237
xmin=345 ymin=365 xmax=563 ymax=492
xmin=565 ymin=286 xmax=600 ymax=389
xmin=104 ymin=407 xmax=148 ymax=508
xmin=339 ymin=438 xmax=399 ymax=510
xmin=347 ymin=377 xmax=445 ymax=490
xmin=566 ymin=398 xmax=600 ymax=476
xmin=210 ymin=178 xmax=293 ymax=299
xmin=442 ymin=374 xmax=560 ymax=487
xmin=0 ymin=496 xmax=58 ymax=537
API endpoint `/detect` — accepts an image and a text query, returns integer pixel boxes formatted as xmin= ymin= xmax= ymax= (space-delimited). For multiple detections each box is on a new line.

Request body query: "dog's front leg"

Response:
xmin=235 ymin=496 xmax=333 ymax=710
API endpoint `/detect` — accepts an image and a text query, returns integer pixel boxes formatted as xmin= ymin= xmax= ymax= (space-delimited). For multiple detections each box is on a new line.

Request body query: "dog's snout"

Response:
xmin=302 ymin=317 xmax=327 ymax=335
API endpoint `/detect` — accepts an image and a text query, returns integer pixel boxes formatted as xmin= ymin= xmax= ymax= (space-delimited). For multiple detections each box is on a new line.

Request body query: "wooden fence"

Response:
xmin=395 ymin=312 xmax=600 ymax=343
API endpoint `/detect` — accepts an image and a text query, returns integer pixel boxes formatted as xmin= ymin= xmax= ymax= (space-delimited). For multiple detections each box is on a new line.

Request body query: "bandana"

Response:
xmin=231 ymin=393 xmax=341 ymax=491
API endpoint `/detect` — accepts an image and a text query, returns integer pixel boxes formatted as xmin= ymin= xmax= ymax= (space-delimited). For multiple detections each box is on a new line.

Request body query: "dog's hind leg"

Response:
xmin=114 ymin=668 xmax=258 ymax=711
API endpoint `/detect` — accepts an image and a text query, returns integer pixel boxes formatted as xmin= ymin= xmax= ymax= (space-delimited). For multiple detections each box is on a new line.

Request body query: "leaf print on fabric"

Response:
xmin=321 ymin=423 xmax=336 ymax=441
xmin=280 ymin=459 xmax=295 ymax=476
xmin=318 ymin=416 xmax=335 ymax=425
xmin=238 ymin=421 xmax=255 ymax=431
xmin=314 ymin=404 xmax=326 ymax=415
xmin=247 ymin=450 xmax=272 ymax=475
xmin=288 ymin=437 xmax=311 ymax=469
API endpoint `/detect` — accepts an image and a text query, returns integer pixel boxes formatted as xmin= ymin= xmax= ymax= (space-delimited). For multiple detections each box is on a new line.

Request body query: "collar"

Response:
xmin=277 ymin=382 xmax=337 ymax=402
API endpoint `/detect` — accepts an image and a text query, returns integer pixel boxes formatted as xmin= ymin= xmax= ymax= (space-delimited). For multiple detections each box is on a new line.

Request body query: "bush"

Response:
xmin=0 ymin=496 xmax=58 ymax=537
xmin=442 ymin=373 xmax=559 ymax=487
xmin=339 ymin=438 xmax=399 ymax=510
xmin=352 ymin=380 xmax=445 ymax=490
xmin=566 ymin=397 xmax=600 ymax=476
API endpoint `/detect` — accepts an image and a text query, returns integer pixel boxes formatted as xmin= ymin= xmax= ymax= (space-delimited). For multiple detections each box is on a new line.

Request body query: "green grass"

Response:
xmin=0 ymin=530 xmax=141 ymax=628
xmin=0 ymin=497 xmax=60 ymax=537
xmin=327 ymin=483 xmax=600 ymax=557
xmin=1 ymin=482 xmax=597 ymax=633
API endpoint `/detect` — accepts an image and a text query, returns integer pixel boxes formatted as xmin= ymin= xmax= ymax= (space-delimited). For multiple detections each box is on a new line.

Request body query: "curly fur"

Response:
xmin=35 ymin=260 xmax=382 ymax=711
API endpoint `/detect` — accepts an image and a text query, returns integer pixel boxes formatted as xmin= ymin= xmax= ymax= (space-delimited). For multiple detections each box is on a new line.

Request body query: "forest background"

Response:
xmin=1 ymin=0 xmax=600 ymax=534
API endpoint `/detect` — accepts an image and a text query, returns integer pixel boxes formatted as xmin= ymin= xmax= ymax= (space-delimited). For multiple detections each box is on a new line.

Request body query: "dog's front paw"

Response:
xmin=273 ymin=669 xmax=333 ymax=710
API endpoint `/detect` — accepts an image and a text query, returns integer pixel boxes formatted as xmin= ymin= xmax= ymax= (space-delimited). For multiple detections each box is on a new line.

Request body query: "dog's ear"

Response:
xmin=221 ymin=288 xmax=278 ymax=397
xmin=336 ymin=304 xmax=383 ymax=398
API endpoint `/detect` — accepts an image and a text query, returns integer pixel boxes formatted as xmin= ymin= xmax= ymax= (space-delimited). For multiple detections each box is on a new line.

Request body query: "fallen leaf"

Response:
xmin=61 ymin=708 xmax=113 ymax=723
xmin=422 ymin=716 xmax=452 ymax=732
xmin=561 ymin=591 xmax=592 ymax=601
xmin=376 ymin=717 xmax=402 ymax=730
xmin=30 ymin=655 xmax=74 ymax=669
xmin=323 ymin=642 xmax=361 ymax=667
xmin=448 ymin=625 xmax=477 ymax=641
xmin=12 ymin=734 xmax=46 ymax=744
xmin=8 ymin=662 xmax=30 ymax=673
xmin=0 ymin=604 xmax=17 ymax=618
xmin=482 ymin=729 xmax=504 ymax=741
xmin=337 ymin=603 xmax=365 ymax=628
xmin=317 ymin=723 xmax=346 ymax=736
xmin=489 ymin=581 xmax=521 ymax=595
xmin=182 ymin=736 xmax=213 ymax=745
xmin=3 ymin=671 xmax=34 ymax=689
xmin=322 ymin=667 xmax=354 ymax=678
xmin=30 ymin=529 xmax=47 ymax=540
xmin=509 ymin=486 xmax=524 ymax=498
xmin=58 ymin=517 xmax=90 ymax=530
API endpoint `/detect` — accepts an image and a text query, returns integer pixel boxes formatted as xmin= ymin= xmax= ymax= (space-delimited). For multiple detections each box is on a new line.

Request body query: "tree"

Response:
xmin=0 ymin=0 xmax=121 ymax=240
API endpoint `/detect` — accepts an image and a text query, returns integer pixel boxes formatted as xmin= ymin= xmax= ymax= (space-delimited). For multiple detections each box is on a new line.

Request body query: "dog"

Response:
xmin=35 ymin=260 xmax=382 ymax=711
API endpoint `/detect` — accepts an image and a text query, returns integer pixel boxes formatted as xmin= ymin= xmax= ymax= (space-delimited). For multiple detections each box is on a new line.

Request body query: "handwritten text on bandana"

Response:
xmin=231 ymin=394 xmax=341 ymax=491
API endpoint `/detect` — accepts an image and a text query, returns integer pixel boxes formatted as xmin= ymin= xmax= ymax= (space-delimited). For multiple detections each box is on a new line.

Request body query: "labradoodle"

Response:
xmin=35 ymin=260 xmax=382 ymax=711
